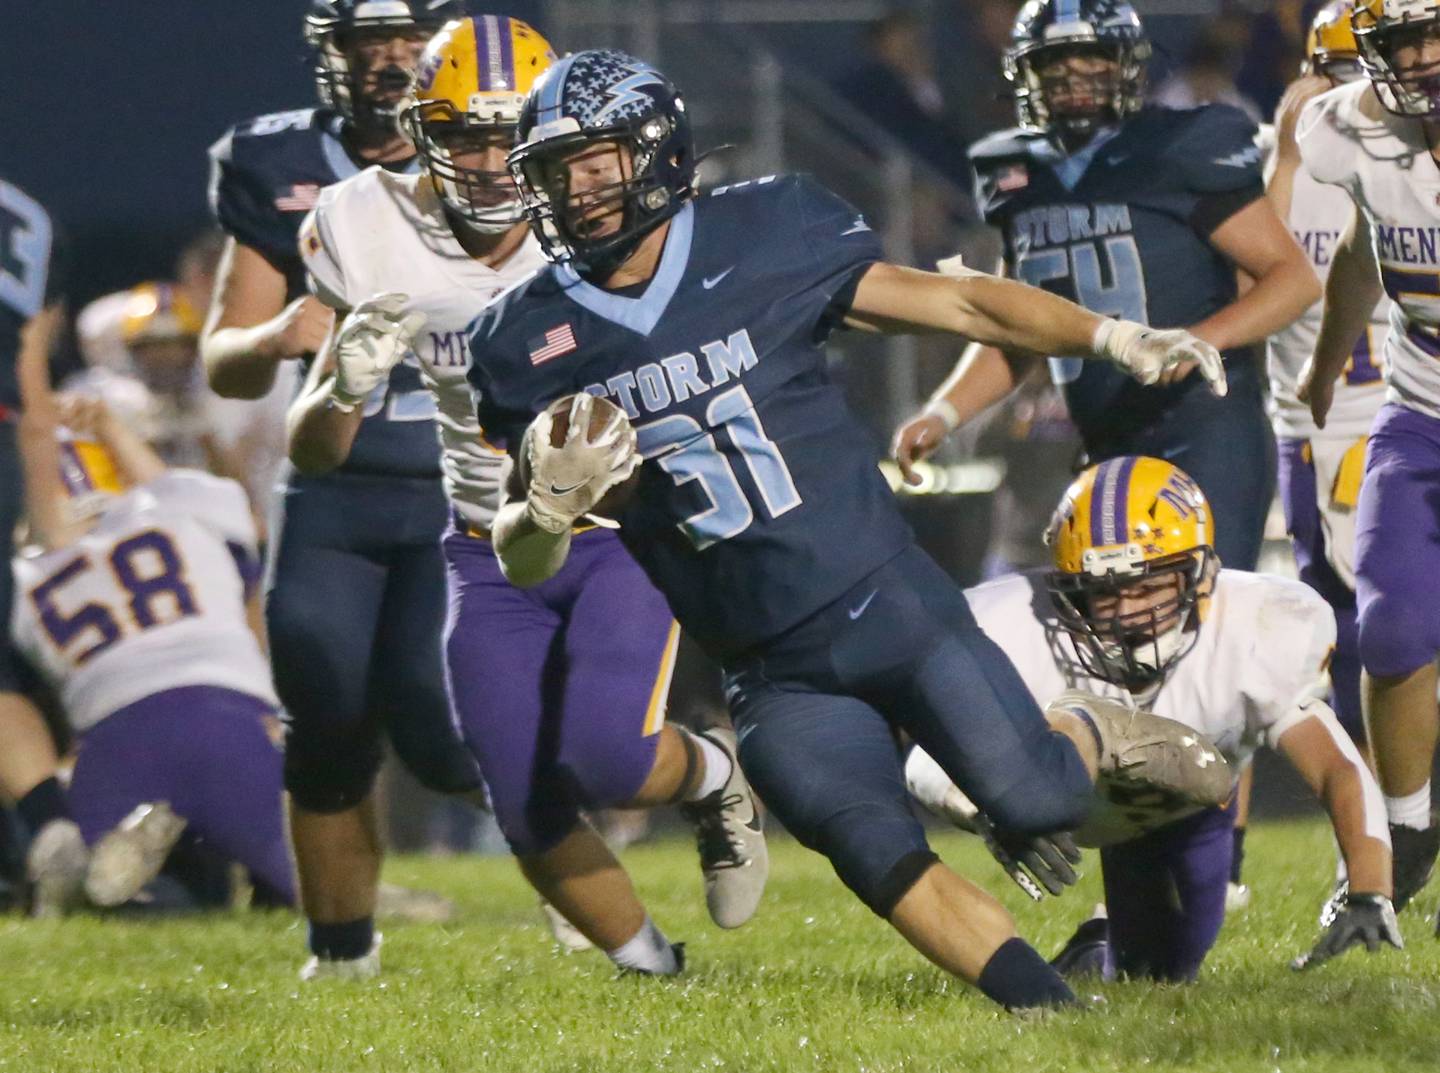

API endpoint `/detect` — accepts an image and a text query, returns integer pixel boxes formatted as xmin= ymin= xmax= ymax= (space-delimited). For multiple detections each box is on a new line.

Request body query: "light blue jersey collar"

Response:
xmin=1033 ymin=127 xmax=1121 ymax=191
xmin=553 ymin=201 xmax=695 ymax=337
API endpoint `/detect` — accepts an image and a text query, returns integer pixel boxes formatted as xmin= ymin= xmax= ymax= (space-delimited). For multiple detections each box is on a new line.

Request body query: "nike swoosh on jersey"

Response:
xmin=841 ymin=217 xmax=872 ymax=236
xmin=848 ymin=589 xmax=879 ymax=620
xmin=702 ymin=267 xmax=735 ymax=289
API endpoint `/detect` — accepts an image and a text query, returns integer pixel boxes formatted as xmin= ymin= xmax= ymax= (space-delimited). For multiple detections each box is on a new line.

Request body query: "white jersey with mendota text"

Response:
xmin=966 ymin=569 xmax=1336 ymax=769
xmin=10 ymin=471 xmax=276 ymax=733
xmin=1260 ymin=124 xmax=1390 ymax=440
xmin=300 ymin=168 xmax=545 ymax=529
xmin=1299 ymin=80 xmax=1440 ymax=421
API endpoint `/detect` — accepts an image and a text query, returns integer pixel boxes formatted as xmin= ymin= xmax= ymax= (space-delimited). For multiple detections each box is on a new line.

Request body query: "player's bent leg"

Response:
xmin=373 ymin=539 xmax=484 ymax=798
xmin=1353 ymin=405 xmax=1440 ymax=908
xmin=0 ymin=692 xmax=84 ymax=915
xmin=728 ymin=677 xmax=1073 ymax=1009
xmin=1101 ymin=804 xmax=1232 ymax=982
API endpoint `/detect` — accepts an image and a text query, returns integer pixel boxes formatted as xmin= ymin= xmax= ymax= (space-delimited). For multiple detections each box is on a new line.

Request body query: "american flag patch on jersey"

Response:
xmin=528 ymin=324 xmax=578 ymax=365
xmin=274 ymin=184 xmax=321 ymax=212
xmin=996 ymin=165 xmax=1029 ymax=193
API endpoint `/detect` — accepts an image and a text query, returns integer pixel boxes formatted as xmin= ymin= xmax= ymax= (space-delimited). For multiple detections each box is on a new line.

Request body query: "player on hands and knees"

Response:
xmin=287 ymin=18 xmax=765 ymax=976
xmin=446 ymin=49 xmax=1231 ymax=1011
xmin=1297 ymin=0 xmax=1440 ymax=923
xmin=202 ymin=0 xmax=489 ymax=979
xmin=905 ymin=458 xmax=1396 ymax=980
xmin=11 ymin=391 xmax=297 ymax=914
xmin=891 ymin=0 xmax=1319 ymax=910
xmin=1261 ymin=0 xmax=1391 ymax=910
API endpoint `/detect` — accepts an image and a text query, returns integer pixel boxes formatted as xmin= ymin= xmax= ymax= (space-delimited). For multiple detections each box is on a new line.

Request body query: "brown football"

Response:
xmin=520 ymin=393 xmax=641 ymax=520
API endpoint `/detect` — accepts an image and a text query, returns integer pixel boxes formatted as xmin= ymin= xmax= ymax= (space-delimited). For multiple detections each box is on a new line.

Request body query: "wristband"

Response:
xmin=326 ymin=392 xmax=360 ymax=415
xmin=923 ymin=398 xmax=961 ymax=432
xmin=1091 ymin=317 xmax=1118 ymax=359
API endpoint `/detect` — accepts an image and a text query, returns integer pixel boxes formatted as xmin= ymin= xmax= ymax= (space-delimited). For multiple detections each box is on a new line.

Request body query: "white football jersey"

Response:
xmin=300 ymin=168 xmax=546 ymax=530
xmin=1262 ymin=124 xmax=1390 ymax=440
xmin=967 ymin=569 xmax=1336 ymax=769
xmin=1299 ymin=80 xmax=1440 ymax=421
xmin=11 ymin=471 xmax=277 ymax=733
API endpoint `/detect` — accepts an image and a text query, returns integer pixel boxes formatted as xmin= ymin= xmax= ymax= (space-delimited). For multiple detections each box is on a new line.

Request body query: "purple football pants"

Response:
xmin=68 ymin=685 xmax=296 ymax=905
xmin=1355 ymin=404 xmax=1440 ymax=679
xmin=1100 ymin=801 xmax=1235 ymax=982
xmin=443 ymin=526 xmax=677 ymax=856
xmin=1276 ymin=437 xmax=1364 ymax=739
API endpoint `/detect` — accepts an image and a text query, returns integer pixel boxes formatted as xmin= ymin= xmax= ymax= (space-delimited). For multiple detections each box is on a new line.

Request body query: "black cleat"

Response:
xmin=1390 ymin=818 xmax=1440 ymax=912
xmin=1050 ymin=915 xmax=1111 ymax=980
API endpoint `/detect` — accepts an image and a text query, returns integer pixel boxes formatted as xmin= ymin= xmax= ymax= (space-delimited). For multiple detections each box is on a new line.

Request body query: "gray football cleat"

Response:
xmin=84 ymin=802 xmax=187 ymax=908
xmin=300 ymin=934 xmax=382 ymax=982
xmin=678 ymin=728 xmax=768 ymax=929
xmin=1049 ymin=691 xmax=1234 ymax=809
xmin=27 ymin=818 xmax=89 ymax=918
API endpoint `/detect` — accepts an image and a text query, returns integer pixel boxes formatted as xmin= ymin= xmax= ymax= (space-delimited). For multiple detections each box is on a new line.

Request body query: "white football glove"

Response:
xmin=330 ymin=292 xmax=428 ymax=411
xmin=1094 ymin=318 xmax=1228 ymax=397
xmin=524 ymin=394 xmax=639 ymax=535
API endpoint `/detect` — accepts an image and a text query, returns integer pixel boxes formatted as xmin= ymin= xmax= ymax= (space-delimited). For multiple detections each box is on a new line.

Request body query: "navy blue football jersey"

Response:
xmin=970 ymin=105 xmax=1264 ymax=450
xmin=0 ymin=177 xmax=62 ymax=412
xmin=207 ymin=108 xmax=437 ymax=479
xmin=470 ymin=174 xmax=911 ymax=659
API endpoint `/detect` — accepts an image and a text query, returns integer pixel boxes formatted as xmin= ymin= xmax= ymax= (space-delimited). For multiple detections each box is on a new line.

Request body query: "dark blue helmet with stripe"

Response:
xmin=1005 ymin=0 xmax=1150 ymax=141
xmin=304 ymin=0 xmax=467 ymax=130
xmin=507 ymin=49 xmax=696 ymax=278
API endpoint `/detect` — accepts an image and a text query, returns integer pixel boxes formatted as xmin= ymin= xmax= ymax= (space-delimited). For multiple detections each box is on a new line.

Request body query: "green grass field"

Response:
xmin=2 ymin=820 xmax=1437 ymax=1073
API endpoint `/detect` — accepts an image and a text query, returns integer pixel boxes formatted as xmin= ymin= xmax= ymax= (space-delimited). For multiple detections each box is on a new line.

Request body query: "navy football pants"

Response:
xmin=265 ymin=472 xmax=482 ymax=812
xmin=1089 ymin=365 xmax=1276 ymax=572
xmin=723 ymin=545 xmax=1093 ymax=915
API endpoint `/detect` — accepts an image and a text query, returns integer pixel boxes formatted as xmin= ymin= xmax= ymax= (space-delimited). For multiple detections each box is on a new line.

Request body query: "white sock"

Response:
xmin=605 ymin=916 xmax=678 ymax=975
xmin=683 ymin=732 xmax=732 ymax=802
xmin=1384 ymin=782 xmax=1432 ymax=829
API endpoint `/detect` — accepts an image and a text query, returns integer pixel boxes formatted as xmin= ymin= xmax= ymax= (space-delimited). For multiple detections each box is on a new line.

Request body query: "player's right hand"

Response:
xmin=1292 ymin=892 xmax=1402 ymax=970
xmin=1296 ymin=356 xmax=1335 ymax=430
xmin=525 ymin=393 xmax=639 ymax=535
xmin=1274 ymin=75 xmax=1331 ymax=162
xmin=980 ymin=819 xmax=1082 ymax=900
xmin=330 ymin=292 xmax=427 ymax=410
xmin=1097 ymin=319 xmax=1228 ymax=397
xmin=891 ymin=413 xmax=948 ymax=486
xmin=275 ymin=294 xmax=335 ymax=357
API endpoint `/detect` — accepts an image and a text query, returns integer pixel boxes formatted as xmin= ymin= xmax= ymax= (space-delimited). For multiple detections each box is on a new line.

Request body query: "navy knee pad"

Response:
xmin=282 ymin=732 xmax=384 ymax=814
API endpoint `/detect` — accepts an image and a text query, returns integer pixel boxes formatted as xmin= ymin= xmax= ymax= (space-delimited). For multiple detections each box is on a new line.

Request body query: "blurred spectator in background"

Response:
xmin=1152 ymin=21 xmax=1262 ymax=121
xmin=832 ymin=10 xmax=971 ymax=183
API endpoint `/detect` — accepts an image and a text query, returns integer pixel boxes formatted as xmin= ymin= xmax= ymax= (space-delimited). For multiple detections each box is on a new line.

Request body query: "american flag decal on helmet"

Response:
xmin=528 ymin=323 xmax=578 ymax=365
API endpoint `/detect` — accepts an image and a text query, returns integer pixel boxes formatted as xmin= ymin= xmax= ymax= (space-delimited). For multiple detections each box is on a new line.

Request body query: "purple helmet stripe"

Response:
xmin=1111 ymin=455 xmax=1138 ymax=543
xmin=1090 ymin=459 xmax=1116 ymax=547
xmin=496 ymin=15 xmax=515 ymax=90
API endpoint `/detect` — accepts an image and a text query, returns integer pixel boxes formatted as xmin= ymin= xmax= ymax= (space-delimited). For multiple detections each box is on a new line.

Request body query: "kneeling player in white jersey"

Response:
xmin=11 ymin=395 xmax=294 ymax=911
xmin=907 ymin=457 xmax=1395 ymax=980
xmin=287 ymin=16 xmax=767 ymax=977
xmin=1297 ymin=0 xmax=1440 ymax=922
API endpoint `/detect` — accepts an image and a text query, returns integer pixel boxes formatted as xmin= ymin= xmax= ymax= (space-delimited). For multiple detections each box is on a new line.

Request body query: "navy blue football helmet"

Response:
xmin=507 ymin=49 xmax=696 ymax=278
xmin=1005 ymin=0 xmax=1151 ymax=141
xmin=305 ymin=0 xmax=467 ymax=130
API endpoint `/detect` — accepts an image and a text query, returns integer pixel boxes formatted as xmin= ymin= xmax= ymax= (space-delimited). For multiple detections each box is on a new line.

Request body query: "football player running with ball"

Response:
xmin=1297 ymin=0 xmax=1440 ymax=925
xmin=203 ymin=0 xmax=487 ymax=979
xmin=288 ymin=16 xmax=767 ymax=979
xmin=906 ymin=458 xmax=1396 ymax=982
xmin=446 ymin=49 xmax=1233 ymax=1012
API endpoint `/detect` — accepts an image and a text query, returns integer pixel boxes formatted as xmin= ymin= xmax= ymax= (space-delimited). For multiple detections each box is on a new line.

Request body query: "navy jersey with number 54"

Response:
xmin=470 ymin=175 xmax=911 ymax=658
xmin=970 ymin=105 xmax=1264 ymax=451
